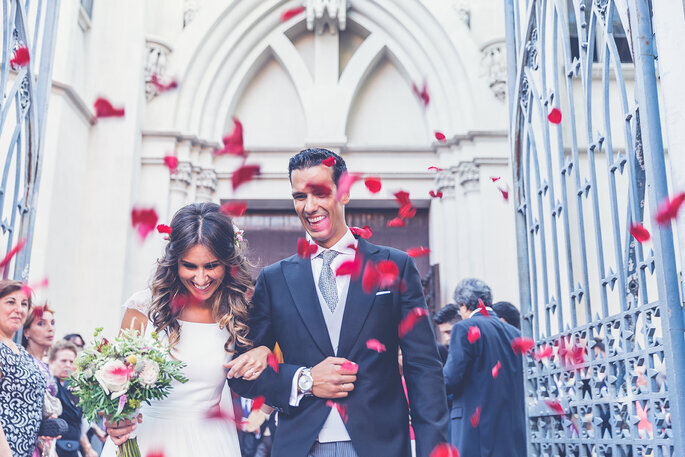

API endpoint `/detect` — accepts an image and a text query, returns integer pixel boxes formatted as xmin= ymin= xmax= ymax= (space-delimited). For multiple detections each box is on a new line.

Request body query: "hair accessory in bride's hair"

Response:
xmin=233 ymin=224 xmax=244 ymax=247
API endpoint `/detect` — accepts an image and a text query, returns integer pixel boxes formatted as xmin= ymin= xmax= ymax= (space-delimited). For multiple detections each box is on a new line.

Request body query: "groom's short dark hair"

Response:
xmin=288 ymin=148 xmax=347 ymax=186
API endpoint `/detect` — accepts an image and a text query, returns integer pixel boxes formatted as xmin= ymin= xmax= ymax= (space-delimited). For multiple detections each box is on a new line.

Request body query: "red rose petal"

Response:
xmin=376 ymin=260 xmax=399 ymax=288
xmin=412 ymin=82 xmax=430 ymax=107
xmin=32 ymin=305 xmax=45 ymax=320
xmin=22 ymin=278 xmax=49 ymax=298
xmin=149 ymin=74 xmax=178 ymax=93
xmin=336 ymin=172 xmax=360 ymax=201
xmin=430 ymin=443 xmax=459 ymax=457
xmin=629 ymin=223 xmax=650 ymax=243
xmin=511 ymin=337 xmax=536 ymax=355
xmin=534 ymin=345 xmax=554 ymax=360
xmin=0 ymin=237 xmax=27 ymax=269
xmin=366 ymin=339 xmax=386 ymax=353
xmin=492 ymin=361 xmax=501 ymax=378
xmin=498 ymin=185 xmax=509 ymax=201
xmin=297 ymin=238 xmax=319 ymax=258
xmin=467 ymin=326 xmax=481 ymax=344
xmin=655 ymin=192 xmax=685 ymax=226
xmin=131 ymin=207 xmax=158 ymax=241
xmin=547 ymin=107 xmax=562 ymax=124
xmin=545 ymin=399 xmax=565 ymax=415
xmin=428 ymin=166 xmax=443 ymax=172
xmin=350 ymin=226 xmax=372 ymax=239
xmin=387 ymin=217 xmax=406 ymax=228
xmin=205 ymin=405 xmax=237 ymax=423
xmin=326 ymin=401 xmax=348 ymax=423
xmin=251 ymin=396 xmax=266 ymax=412
xmin=220 ymin=201 xmax=248 ymax=217
xmin=490 ymin=176 xmax=501 ymax=182
xmin=398 ymin=203 xmax=417 ymax=220
xmin=341 ymin=361 xmax=358 ymax=373
xmin=156 ymin=224 xmax=172 ymax=235
xmin=281 ymin=6 xmax=305 ymax=22
xmin=267 ymin=351 xmax=279 ymax=374
xmin=429 ymin=190 xmax=443 ymax=199
xmin=94 ymin=97 xmax=125 ymax=118
xmin=434 ymin=131 xmax=447 ymax=142
xmin=336 ymin=258 xmax=363 ymax=279
xmin=364 ymin=177 xmax=382 ymax=194
xmin=406 ymin=247 xmax=430 ymax=258
xmin=216 ymin=118 xmax=245 ymax=156
xmin=146 ymin=451 xmax=165 ymax=457
xmin=398 ymin=307 xmax=428 ymax=338
xmin=393 ymin=190 xmax=411 ymax=206
xmin=10 ymin=45 xmax=30 ymax=67
xmin=163 ymin=155 xmax=178 ymax=173
xmin=361 ymin=260 xmax=379 ymax=293
xmin=231 ymin=164 xmax=260 ymax=190
xmin=477 ymin=299 xmax=490 ymax=317
xmin=470 ymin=406 xmax=481 ymax=428
xmin=321 ymin=157 xmax=336 ymax=167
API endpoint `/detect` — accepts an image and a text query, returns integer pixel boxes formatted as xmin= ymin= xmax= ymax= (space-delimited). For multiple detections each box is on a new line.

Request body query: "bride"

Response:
xmin=101 ymin=202 xmax=271 ymax=457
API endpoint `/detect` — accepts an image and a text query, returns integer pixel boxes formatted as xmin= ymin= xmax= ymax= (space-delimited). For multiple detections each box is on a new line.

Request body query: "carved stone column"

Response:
xmin=431 ymin=169 xmax=461 ymax=305
xmin=168 ymin=161 xmax=192 ymax=218
xmin=195 ymin=169 xmax=217 ymax=202
xmin=454 ymin=161 xmax=484 ymax=278
xmin=480 ymin=40 xmax=507 ymax=102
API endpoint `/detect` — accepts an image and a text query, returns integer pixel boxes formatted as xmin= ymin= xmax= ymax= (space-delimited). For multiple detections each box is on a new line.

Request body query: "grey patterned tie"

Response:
xmin=318 ymin=250 xmax=339 ymax=312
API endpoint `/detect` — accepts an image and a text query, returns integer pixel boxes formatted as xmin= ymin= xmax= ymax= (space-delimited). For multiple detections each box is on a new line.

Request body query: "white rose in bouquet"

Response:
xmin=95 ymin=359 xmax=131 ymax=399
xmin=138 ymin=359 xmax=160 ymax=387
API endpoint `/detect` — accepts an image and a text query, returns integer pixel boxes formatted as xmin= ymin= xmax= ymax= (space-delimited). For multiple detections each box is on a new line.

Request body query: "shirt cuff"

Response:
xmin=289 ymin=367 xmax=305 ymax=407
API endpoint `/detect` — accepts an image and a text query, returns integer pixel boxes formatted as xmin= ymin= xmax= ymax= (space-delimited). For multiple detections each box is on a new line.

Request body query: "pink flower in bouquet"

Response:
xmin=139 ymin=359 xmax=161 ymax=387
xmin=95 ymin=359 xmax=132 ymax=398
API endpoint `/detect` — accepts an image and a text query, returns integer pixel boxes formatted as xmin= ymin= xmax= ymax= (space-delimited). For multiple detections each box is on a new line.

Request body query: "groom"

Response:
xmin=229 ymin=148 xmax=448 ymax=457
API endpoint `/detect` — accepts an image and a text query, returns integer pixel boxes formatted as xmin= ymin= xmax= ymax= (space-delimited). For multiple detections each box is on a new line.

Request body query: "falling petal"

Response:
xmin=335 ymin=258 xmax=363 ymax=279
xmin=216 ymin=118 xmax=245 ymax=156
xmin=146 ymin=451 xmax=165 ymax=457
xmin=490 ymin=176 xmax=501 ymax=182
xmin=655 ymin=192 xmax=685 ymax=226
xmin=131 ymin=207 xmax=159 ymax=241
xmin=321 ymin=157 xmax=336 ymax=167
xmin=470 ymin=406 xmax=481 ymax=428
xmin=336 ymin=172 xmax=360 ymax=201
xmin=467 ymin=326 xmax=481 ymax=344
xmin=511 ymin=337 xmax=536 ymax=355
xmin=281 ymin=6 xmax=305 ymax=22
xmin=393 ymin=190 xmax=411 ymax=206
xmin=547 ymin=107 xmax=562 ymax=124
xmin=498 ymin=185 xmax=509 ymax=201
xmin=398 ymin=307 xmax=428 ymax=338
xmin=428 ymin=166 xmax=443 ymax=172
xmin=10 ymin=45 xmax=30 ymax=67
xmin=350 ymin=226 xmax=373 ymax=239
xmin=297 ymin=238 xmax=319 ymax=258
xmin=477 ymin=299 xmax=490 ymax=317
xmin=156 ymin=224 xmax=172 ymax=235
xmin=434 ymin=131 xmax=447 ymax=142
xmin=492 ymin=361 xmax=501 ymax=378
xmin=534 ymin=345 xmax=554 ymax=360
xmin=361 ymin=260 xmax=379 ymax=293
xmin=364 ymin=177 xmax=382 ymax=194
xmin=251 ymin=396 xmax=266 ymax=412
xmin=0 ymin=238 xmax=27 ymax=269
xmin=430 ymin=443 xmax=459 ymax=457
xmin=376 ymin=260 xmax=399 ymax=288
xmin=412 ymin=81 xmax=430 ymax=107
xmin=163 ymin=155 xmax=178 ymax=173
xmin=429 ymin=190 xmax=443 ymax=199
xmin=32 ymin=305 xmax=46 ymax=320
xmin=366 ymin=339 xmax=386 ymax=353
xmin=220 ymin=201 xmax=248 ymax=217
xmin=406 ymin=247 xmax=430 ymax=258
xmin=267 ymin=351 xmax=279 ymax=374
xmin=545 ymin=399 xmax=565 ymax=415
xmin=629 ymin=223 xmax=650 ymax=243
xmin=387 ymin=217 xmax=406 ymax=228
xmin=149 ymin=74 xmax=178 ymax=93
xmin=398 ymin=204 xmax=417 ymax=220
xmin=94 ymin=97 xmax=125 ymax=118
xmin=231 ymin=164 xmax=260 ymax=190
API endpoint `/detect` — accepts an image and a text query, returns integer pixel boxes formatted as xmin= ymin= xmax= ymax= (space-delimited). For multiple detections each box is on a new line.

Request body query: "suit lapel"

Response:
xmin=282 ymin=257 xmax=335 ymax=357
xmin=337 ymin=239 xmax=387 ymax=358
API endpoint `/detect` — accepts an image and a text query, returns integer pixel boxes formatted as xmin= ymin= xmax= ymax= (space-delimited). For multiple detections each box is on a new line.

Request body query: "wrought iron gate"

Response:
xmin=1 ymin=0 xmax=60 ymax=281
xmin=505 ymin=0 xmax=685 ymax=455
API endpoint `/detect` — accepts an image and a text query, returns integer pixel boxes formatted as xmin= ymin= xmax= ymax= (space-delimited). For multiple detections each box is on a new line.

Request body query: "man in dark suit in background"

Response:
xmin=443 ymin=278 xmax=526 ymax=457
xmin=229 ymin=148 xmax=448 ymax=457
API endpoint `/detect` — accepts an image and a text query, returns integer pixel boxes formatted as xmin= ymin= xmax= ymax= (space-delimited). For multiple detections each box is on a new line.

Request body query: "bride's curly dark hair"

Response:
xmin=149 ymin=202 xmax=252 ymax=353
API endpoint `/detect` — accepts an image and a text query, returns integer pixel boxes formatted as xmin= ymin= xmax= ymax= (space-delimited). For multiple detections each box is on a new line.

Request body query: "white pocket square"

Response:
xmin=375 ymin=290 xmax=391 ymax=296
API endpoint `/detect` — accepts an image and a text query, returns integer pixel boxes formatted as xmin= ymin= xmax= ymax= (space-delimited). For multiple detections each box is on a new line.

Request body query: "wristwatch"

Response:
xmin=298 ymin=368 xmax=314 ymax=395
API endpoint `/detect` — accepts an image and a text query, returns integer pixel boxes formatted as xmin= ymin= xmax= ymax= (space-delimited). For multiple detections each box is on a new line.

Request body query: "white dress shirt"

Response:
xmin=289 ymin=229 xmax=358 ymax=443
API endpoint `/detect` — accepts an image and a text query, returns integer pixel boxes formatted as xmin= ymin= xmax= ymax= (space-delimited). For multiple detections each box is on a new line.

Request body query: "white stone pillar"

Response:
xmin=652 ymin=1 xmax=685 ymax=278
xmin=433 ymin=169 xmax=459 ymax=306
xmin=455 ymin=161 xmax=484 ymax=279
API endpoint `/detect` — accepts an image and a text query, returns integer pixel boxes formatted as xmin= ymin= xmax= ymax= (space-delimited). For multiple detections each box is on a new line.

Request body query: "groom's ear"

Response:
xmin=338 ymin=191 xmax=350 ymax=205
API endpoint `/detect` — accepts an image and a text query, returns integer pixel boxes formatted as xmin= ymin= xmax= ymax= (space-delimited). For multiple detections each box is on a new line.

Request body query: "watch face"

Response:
xmin=299 ymin=374 xmax=313 ymax=391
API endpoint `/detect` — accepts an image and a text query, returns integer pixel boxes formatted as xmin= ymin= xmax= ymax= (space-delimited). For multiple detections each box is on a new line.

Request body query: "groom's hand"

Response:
xmin=311 ymin=357 xmax=357 ymax=399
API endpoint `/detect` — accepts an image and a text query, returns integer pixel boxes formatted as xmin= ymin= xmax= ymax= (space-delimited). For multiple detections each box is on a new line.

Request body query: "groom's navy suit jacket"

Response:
xmin=229 ymin=237 xmax=448 ymax=457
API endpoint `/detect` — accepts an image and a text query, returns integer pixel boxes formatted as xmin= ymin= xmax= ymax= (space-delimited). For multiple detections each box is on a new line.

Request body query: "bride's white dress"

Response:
xmin=101 ymin=290 xmax=241 ymax=457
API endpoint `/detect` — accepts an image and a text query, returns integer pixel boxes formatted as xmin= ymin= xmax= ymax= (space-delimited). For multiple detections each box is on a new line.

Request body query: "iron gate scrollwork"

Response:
xmin=505 ymin=0 xmax=685 ymax=456
xmin=0 ymin=0 xmax=60 ymax=283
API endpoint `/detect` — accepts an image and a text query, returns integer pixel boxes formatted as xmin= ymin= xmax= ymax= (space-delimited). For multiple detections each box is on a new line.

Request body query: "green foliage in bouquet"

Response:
xmin=69 ymin=327 xmax=188 ymax=423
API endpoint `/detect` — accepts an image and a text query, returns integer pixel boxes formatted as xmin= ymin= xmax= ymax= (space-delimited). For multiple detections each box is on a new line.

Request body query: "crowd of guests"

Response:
xmin=1 ymin=273 xmax=526 ymax=457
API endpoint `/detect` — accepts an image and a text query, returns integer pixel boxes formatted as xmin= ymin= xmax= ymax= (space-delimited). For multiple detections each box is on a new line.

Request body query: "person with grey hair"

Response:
xmin=443 ymin=278 xmax=526 ymax=456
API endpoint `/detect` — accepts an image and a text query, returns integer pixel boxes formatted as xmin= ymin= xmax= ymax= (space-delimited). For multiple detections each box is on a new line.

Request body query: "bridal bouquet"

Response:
xmin=69 ymin=327 xmax=187 ymax=457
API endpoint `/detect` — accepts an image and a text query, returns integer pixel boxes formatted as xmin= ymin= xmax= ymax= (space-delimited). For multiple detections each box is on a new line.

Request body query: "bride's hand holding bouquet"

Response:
xmin=69 ymin=327 xmax=188 ymax=457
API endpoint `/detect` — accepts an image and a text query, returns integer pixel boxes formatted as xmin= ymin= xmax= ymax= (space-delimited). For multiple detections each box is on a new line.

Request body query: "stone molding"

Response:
xmin=455 ymin=161 xmax=480 ymax=187
xmin=306 ymin=0 xmax=349 ymax=34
